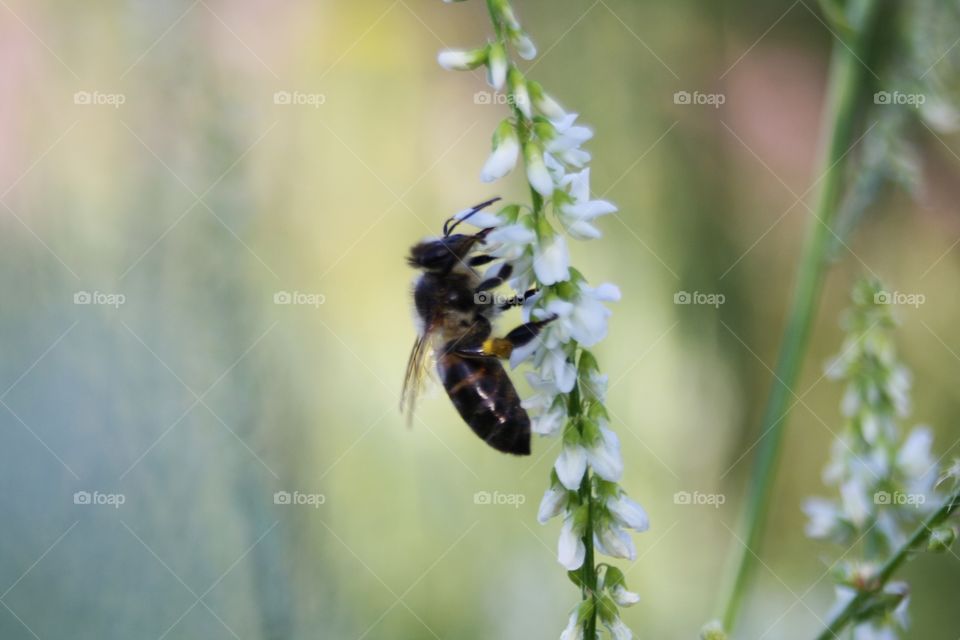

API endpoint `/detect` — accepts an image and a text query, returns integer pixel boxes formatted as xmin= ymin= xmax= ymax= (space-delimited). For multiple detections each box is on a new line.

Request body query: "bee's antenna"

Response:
xmin=443 ymin=196 xmax=502 ymax=237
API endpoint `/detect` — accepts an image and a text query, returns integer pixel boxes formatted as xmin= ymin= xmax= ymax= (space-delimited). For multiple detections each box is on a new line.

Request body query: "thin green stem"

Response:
xmin=813 ymin=485 xmax=960 ymax=640
xmin=717 ymin=0 xmax=885 ymax=630
xmin=570 ymin=380 xmax=599 ymax=637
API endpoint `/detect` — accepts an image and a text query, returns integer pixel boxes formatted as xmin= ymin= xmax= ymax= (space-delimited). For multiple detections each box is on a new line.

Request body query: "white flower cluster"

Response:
xmin=803 ymin=280 xmax=941 ymax=639
xmin=438 ymin=1 xmax=647 ymax=637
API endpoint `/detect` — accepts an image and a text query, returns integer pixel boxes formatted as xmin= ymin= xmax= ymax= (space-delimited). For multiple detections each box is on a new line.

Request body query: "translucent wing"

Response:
xmin=400 ymin=329 xmax=432 ymax=427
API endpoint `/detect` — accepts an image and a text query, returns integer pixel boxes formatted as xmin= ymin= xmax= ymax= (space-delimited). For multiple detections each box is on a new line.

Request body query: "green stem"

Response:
xmin=717 ymin=0 xmax=885 ymax=630
xmin=570 ymin=380 xmax=598 ymax=637
xmin=813 ymin=486 xmax=960 ymax=640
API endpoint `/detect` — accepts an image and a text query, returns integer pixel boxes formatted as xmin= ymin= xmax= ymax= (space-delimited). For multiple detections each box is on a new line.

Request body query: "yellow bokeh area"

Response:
xmin=0 ymin=1 xmax=958 ymax=638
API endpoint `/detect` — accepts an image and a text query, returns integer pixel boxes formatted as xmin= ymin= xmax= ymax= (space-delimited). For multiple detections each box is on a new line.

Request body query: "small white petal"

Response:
xmin=437 ymin=49 xmax=484 ymax=70
xmin=480 ymin=136 xmax=520 ymax=182
xmin=513 ymin=33 xmax=537 ymax=60
xmin=555 ymin=444 xmax=588 ymax=490
xmin=525 ymin=148 xmax=555 ymax=196
xmin=608 ymin=493 xmax=649 ymax=532
xmin=595 ymin=524 xmax=636 ymax=560
xmin=611 ymin=584 xmax=641 ymax=607
xmin=534 ymin=235 xmax=570 ymax=285
xmin=588 ymin=427 xmax=623 ymax=482
xmin=537 ymin=485 xmax=567 ymax=524
xmin=558 ymin=515 xmax=586 ymax=570
xmin=898 ymin=426 xmax=934 ymax=478
xmin=840 ymin=479 xmax=871 ymax=527
xmin=606 ymin=618 xmax=633 ymax=640
xmin=559 ymin=611 xmax=584 ymax=640
xmin=803 ymin=497 xmax=839 ymax=539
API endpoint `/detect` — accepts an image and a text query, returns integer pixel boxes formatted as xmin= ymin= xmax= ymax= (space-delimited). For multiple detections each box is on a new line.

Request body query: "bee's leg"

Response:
xmin=455 ymin=316 xmax=555 ymax=359
xmin=468 ymin=254 xmax=497 ymax=267
xmin=475 ymin=263 xmax=513 ymax=293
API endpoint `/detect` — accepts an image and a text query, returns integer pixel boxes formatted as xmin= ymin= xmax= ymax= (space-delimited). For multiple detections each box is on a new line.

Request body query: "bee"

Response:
xmin=401 ymin=197 xmax=552 ymax=455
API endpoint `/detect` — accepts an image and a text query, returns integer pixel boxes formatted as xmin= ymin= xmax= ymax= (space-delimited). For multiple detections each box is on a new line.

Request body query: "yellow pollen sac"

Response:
xmin=482 ymin=337 xmax=514 ymax=358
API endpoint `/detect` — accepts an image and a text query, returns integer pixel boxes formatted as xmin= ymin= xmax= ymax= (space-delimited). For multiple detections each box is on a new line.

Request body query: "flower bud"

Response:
xmin=486 ymin=41 xmax=508 ymax=90
xmin=481 ymin=120 xmax=520 ymax=182
xmin=928 ymin=525 xmax=957 ymax=553
xmin=507 ymin=66 xmax=532 ymax=119
xmin=437 ymin=48 xmax=487 ymax=70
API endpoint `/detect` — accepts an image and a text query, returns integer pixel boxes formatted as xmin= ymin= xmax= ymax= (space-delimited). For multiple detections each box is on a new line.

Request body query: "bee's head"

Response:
xmin=407 ymin=234 xmax=483 ymax=272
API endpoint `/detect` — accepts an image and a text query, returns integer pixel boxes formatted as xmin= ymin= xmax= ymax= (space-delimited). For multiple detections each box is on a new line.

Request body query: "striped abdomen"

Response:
xmin=437 ymin=353 xmax=531 ymax=455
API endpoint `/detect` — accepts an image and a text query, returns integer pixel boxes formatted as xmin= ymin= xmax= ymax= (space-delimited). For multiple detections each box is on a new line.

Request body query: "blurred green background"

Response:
xmin=1 ymin=1 xmax=958 ymax=638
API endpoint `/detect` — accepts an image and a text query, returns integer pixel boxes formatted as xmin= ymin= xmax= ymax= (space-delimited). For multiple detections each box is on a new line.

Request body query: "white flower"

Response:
xmin=530 ymin=81 xmax=568 ymax=121
xmin=533 ymin=233 xmax=570 ymax=285
xmin=512 ymin=32 xmax=537 ymax=60
xmin=524 ymin=142 xmax=555 ymax=197
xmin=544 ymin=114 xmax=593 ymax=153
xmin=610 ymin=584 xmax=641 ymax=607
xmin=557 ymin=169 xmax=617 ymax=240
xmin=897 ymin=426 xmax=934 ymax=479
xmin=558 ymin=514 xmax=586 ymax=570
xmin=530 ymin=346 xmax=576 ymax=393
xmin=537 ymin=484 xmax=568 ymax=524
xmin=803 ymin=497 xmax=840 ymax=538
xmin=555 ymin=443 xmax=587 ymax=490
xmin=507 ymin=66 xmax=532 ymax=119
xmin=487 ymin=41 xmax=508 ymax=90
xmin=587 ymin=426 xmax=623 ymax=482
xmin=605 ymin=618 xmax=633 ymax=640
xmin=437 ymin=48 xmax=486 ymax=70
xmin=559 ymin=611 xmax=583 ymax=640
xmin=453 ymin=205 xmax=502 ymax=229
xmin=521 ymin=375 xmax=566 ymax=436
xmin=539 ymin=281 xmax=619 ymax=348
xmin=485 ymin=223 xmax=535 ymax=261
xmin=840 ymin=478 xmax=871 ymax=527
xmin=607 ymin=493 xmax=649 ymax=532
xmin=481 ymin=121 xmax=520 ymax=182
xmin=595 ymin=523 xmax=636 ymax=560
